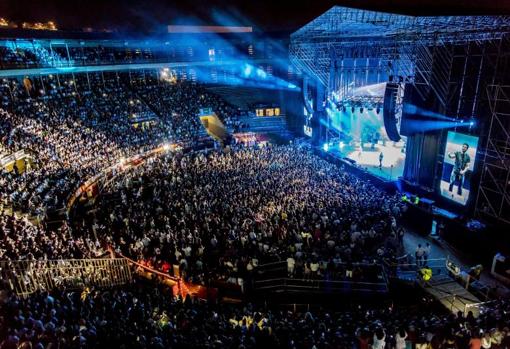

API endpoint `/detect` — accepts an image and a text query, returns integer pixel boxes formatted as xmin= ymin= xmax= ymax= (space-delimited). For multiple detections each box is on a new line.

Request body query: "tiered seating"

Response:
xmin=0 ymin=74 xmax=235 ymax=217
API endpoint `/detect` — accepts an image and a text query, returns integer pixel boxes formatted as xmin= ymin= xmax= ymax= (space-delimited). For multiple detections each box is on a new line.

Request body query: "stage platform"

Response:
xmin=326 ymin=140 xmax=405 ymax=181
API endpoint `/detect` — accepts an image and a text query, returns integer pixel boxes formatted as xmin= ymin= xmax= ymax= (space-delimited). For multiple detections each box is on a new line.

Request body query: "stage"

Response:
xmin=326 ymin=139 xmax=406 ymax=182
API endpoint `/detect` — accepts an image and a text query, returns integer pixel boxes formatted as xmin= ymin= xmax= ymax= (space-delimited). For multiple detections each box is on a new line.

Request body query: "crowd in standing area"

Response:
xmin=72 ymin=145 xmax=404 ymax=286
xmin=1 ymin=278 xmax=510 ymax=349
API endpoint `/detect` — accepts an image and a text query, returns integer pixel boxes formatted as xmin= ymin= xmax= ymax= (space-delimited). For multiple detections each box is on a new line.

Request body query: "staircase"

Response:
xmin=199 ymin=113 xmax=229 ymax=143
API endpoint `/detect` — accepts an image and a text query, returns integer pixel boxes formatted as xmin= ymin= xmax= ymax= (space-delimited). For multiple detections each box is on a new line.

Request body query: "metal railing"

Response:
xmin=384 ymin=255 xmax=448 ymax=271
xmin=0 ymin=258 xmax=132 ymax=297
xmin=463 ymin=299 xmax=502 ymax=316
xmin=254 ymin=277 xmax=389 ymax=294
xmin=254 ymin=260 xmax=389 ymax=294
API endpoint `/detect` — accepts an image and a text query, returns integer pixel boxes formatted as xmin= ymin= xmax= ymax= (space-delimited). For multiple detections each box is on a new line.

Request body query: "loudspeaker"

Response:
xmin=383 ymin=83 xmax=401 ymax=142
xmin=303 ymin=77 xmax=313 ymax=115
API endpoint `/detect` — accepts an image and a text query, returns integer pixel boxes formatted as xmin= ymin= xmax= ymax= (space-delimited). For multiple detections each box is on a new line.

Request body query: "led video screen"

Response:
xmin=440 ymin=131 xmax=478 ymax=205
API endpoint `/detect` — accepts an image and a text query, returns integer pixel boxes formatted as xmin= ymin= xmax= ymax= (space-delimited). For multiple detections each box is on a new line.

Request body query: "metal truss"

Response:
xmin=475 ymin=85 xmax=510 ymax=225
xmin=290 ymin=6 xmax=510 ymax=106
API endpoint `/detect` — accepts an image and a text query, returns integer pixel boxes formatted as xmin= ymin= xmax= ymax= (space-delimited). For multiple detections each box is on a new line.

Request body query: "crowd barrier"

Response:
xmin=254 ymin=277 xmax=389 ymax=294
xmin=0 ymin=258 xmax=132 ymax=297
xmin=253 ymin=260 xmax=389 ymax=294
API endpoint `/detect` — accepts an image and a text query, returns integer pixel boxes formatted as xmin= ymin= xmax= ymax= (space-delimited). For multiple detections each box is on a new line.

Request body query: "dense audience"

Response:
xmin=0 ymin=72 xmax=236 ymax=267
xmin=1 ymin=66 xmax=508 ymax=349
xmin=70 ymin=145 xmax=403 ymax=286
xmin=0 ymin=73 xmax=234 ymax=217
xmin=0 ymin=47 xmax=38 ymax=69
xmin=1 ymin=279 xmax=510 ymax=349
xmin=134 ymin=77 xmax=237 ymax=140
xmin=0 ymin=215 xmax=104 ymax=261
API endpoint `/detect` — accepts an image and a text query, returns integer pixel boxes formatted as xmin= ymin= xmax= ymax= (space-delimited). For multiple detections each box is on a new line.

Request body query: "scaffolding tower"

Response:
xmin=291 ymin=7 xmax=510 ymax=224
xmin=475 ymin=85 xmax=510 ymax=225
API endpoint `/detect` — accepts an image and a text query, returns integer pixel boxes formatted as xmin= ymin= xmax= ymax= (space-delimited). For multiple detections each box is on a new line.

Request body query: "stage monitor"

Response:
xmin=439 ymin=131 xmax=478 ymax=205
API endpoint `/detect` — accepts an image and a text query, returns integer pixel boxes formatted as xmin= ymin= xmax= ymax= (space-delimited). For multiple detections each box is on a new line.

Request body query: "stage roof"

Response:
xmin=290 ymin=7 xmax=510 ymax=88
xmin=291 ymin=7 xmax=510 ymax=42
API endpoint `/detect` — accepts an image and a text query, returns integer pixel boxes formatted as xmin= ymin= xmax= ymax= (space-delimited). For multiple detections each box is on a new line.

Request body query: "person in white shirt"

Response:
xmin=396 ymin=328 xmax=407 ymax=349
xmin=246 ymin=260 xmax=254 ymax=272
xmin=490 ymin=328 xmax=503 ymax=348
xmin=310 ymin=261 xmax=319 ymax=279
xmin=372 ymin=328 xmax=386 ymax=349
xmin=415 ymin=244 xmax=425 ymax=266
xmin=482 ymin=332 xmax=492 ymax=349
xmin=287 ymin=256 xmax=295 ymax=277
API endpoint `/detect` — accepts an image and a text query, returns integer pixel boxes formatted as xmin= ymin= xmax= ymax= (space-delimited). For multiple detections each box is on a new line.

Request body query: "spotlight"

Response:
xmin=323 ymin=143 xmax=329 ymax=152
xmin=339 ymin=141 xmax=345 ymax=149
xmin=469 ymin=121 xmax=475 ymax=127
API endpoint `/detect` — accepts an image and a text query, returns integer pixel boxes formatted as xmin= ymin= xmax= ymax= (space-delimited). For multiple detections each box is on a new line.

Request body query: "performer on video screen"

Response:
xmin=448 ymin=143 xmax=470 ymax=196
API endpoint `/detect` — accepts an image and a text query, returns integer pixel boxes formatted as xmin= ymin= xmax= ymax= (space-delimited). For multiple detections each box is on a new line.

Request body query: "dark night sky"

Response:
xmin=2 ymin=0 xmax=510 ymax=33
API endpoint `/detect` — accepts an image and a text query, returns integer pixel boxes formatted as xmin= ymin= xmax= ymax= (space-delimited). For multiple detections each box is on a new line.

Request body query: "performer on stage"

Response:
xmin=448 ymin=143 xmax=471 ymax=196
xmin=379 ymin=152 xmax=384 ymax=169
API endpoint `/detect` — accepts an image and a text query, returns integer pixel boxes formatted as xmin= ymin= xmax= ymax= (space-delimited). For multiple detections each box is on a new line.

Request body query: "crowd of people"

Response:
xmin=70 ymin=145 xmax=403 ymax=286
xmin=1 ymin=66 xmax=509 ymax=349
xmin=133 ymin=77 xmax=237 ymax=140
xmin=1 ymin=278 xmax=510 ymax=349
xmin=0 ymin=73 xmax=235 ymax=218
xmin=0 ymin=71 xmax=237 ymax=268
